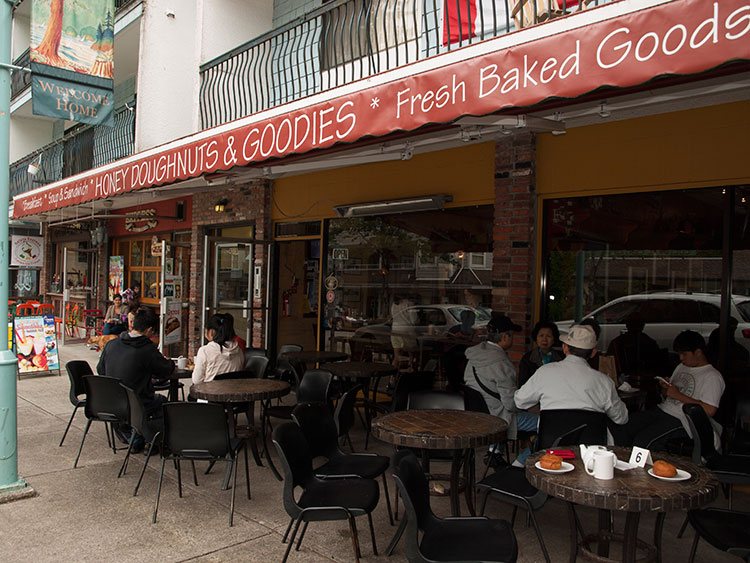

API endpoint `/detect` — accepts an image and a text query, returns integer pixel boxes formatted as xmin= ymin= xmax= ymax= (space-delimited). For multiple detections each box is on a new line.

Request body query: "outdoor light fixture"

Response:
xmin=598 ymin=101 xmax=611 ymax=118
xmin=214 ymin=198 xmax=229 ymax=213
xmin=334 ymin=195 xmax=452 ymax=218
xmin=27 ymin=155 xmax=45 ymax=180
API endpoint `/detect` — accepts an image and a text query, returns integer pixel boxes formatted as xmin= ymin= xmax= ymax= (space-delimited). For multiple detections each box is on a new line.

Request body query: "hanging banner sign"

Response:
xmin=14 ymin=315 xmax=60 ymax=374
xmin=10 ymin=235 xmax=44 ymax=267
xmin=108 ymin=255 xmax=124 ymax=300
xmin=30 ymin=0 xmax=115 ymax=126
xmin=15 ymin=0 xmax=750 ymax=217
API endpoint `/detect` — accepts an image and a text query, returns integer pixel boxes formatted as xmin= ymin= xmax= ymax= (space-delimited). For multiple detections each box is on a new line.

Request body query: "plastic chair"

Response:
xmin=334 ymin=384 xmax=362 ymax=451
xmin=392 ymin=450 xmax=518 ymax=563
xmin=16 ymin=303 xmax=35 ymax=316
xmin=153 ymin=402 xmax=249 ymax=526
xmin=120 ymin=385 xmax=165 ymax=496
xmin=36 ymin=303 xmax=54 ymax=316
xmin=537 ymin=409 xmax=607 ymax=449
xmin=292 ymin=402 xmax=394 ymax=525
xmin=686 ymin=508 xmax=750 ymax=563
xmin=59 ymin=361 xmax=94 ymax=447
xmin=683 ymin=403 xmax=750 ymax=509
xmin=729 ymin=398 xmax=750 ymax=456
xmin=74 ymin=376 xmax=130 ymax=468
xmin=272 ymin=422 xmax=380 ymax=563
xmin=245 ymin=355 xmax=270 ymax=379
xmin=65 ymin=303 xmax=81 ymax=338
xmin=263 ymin=369 xmax=333 ymax=434
xmin=244 ymin=348 xmax=268 ymax=370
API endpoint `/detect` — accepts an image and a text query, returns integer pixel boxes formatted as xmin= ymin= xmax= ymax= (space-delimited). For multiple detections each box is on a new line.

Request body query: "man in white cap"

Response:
xmin=514 ymin=324 xmax=628 ymax=425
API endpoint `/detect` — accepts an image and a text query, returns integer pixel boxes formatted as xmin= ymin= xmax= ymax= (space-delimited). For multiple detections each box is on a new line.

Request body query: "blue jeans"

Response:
xmin=515 ymin=412 xmax=539 ymax=466
xmin=103 ymin=323 xmax=126 ymax=335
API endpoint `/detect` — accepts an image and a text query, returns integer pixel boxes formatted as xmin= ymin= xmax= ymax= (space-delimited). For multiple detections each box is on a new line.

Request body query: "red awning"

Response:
xmin=13 ymin=0 xmax=750 ymax=219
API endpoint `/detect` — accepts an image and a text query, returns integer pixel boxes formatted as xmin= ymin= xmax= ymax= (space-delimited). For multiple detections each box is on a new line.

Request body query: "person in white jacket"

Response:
xmin=464 ymin=313 xmax=538 ymax=466
xmin=192 ymin=313 xmax=244 ymax=384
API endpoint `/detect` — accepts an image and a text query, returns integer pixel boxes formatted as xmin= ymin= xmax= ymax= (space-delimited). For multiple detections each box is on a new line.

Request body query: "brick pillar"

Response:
xmin=187 ymin=180 xmax=271 ymax=357
xmin=492 ymin=133 xmax=537 ymax=361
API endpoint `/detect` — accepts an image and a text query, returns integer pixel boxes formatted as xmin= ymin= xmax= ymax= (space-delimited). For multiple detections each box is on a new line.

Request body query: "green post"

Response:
xmin=0 ymin=0 xmax=27 ymax=493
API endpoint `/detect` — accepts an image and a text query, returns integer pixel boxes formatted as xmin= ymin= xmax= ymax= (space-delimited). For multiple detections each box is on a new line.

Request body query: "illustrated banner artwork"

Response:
xmin=10 ymin=235 xmax=44 ymax=267
xmin=30 ymin=0 xmax=114 ymax=126
xmin=108 ymin=256 xmax=124 ymax=300
xmin=164 ymin=299 xmax=182 ymax=346
xmin=14 ymin=0 xmax=750 ymax=217
xmin=15 ymin=315 xmax=60 ymax=374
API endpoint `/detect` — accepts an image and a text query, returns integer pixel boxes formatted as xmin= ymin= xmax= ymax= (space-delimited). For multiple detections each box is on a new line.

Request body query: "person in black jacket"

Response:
xmin=518 ymin=321 xmax=564 ymax=387
xmin=97 ymin=308 xmax=174 ymax=421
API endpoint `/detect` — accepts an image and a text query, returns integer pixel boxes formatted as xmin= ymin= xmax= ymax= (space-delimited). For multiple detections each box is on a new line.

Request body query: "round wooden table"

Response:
xmin=372 ymin=409 xmax=507 ymax=516
xmin=526 ymin=446 xmax=719 ymax=563
xmin=191 ymin=379 xmax=291 ymax=479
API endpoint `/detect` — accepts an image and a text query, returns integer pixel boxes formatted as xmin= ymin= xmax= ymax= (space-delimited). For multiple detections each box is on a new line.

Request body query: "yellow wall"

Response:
xmin=272 ymin=142 xmax=496 ymax=222
xmin=537 ymin=101 xmax=750 ymax=197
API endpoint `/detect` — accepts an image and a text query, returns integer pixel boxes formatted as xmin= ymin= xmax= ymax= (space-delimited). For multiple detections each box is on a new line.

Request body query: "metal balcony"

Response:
xmin=10 ymin=104 xmax=136 ymax=198
xmin=200 ymin=0 xmax=609 ymax=128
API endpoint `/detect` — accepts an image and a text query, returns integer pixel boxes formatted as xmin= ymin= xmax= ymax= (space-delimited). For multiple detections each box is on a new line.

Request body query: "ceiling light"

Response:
xmin=334 ymin=195 xmax=452 ymax=218
xmin=598 ymin=101 xmax=611 ymax=118
xmin=102 ymin=199 xmax=114 ymax=208
xmin=214 ymin=198 xmax=229 ymax=213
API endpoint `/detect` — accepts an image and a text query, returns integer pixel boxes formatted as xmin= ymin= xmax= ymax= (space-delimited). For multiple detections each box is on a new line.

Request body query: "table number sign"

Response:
xmin=628 ymin=446 xmax=653 ymax=467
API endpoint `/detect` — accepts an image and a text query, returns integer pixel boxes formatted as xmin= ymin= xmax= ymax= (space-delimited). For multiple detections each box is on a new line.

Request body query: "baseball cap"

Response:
xmin=487 ymin=313 xmax=522 ymax=333
xmin=560 ymin=324 xmax=597 ymax=349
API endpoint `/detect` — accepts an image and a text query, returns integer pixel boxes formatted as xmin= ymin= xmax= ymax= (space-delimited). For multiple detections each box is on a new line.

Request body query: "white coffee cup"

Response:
xmin=585 ymin=450 xmax=616 ymax=480
xmin=177 ymin=356 xmax=187 ymax=369
xmin=580 ymin=444 xmax=607 ymax=467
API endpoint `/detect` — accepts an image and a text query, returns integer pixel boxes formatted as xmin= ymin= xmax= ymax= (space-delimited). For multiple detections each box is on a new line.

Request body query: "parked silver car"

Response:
xmin=556 ymin=292 xmax=750 ymax=352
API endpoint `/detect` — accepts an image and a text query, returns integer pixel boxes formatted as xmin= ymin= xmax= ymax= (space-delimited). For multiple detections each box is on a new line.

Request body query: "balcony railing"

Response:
xmin=10 ymin=48 xmax=31 ymax=100
xmin=10 ymin=104 xmax=136 ymax=198
xmin=200 ymin=0 xmax=611 ymax=128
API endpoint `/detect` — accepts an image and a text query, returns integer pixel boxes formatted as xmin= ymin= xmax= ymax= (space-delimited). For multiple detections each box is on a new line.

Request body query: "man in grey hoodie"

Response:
xmin=464 ymin=313 xmax=538 ymax=465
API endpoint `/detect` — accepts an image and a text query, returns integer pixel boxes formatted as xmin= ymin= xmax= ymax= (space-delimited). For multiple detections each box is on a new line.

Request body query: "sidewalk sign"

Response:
xmin=14 ymin=315 xmax=61 ymax=377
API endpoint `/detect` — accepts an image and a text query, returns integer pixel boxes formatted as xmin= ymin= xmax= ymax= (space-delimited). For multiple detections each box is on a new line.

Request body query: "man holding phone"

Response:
xmin=615 ymin=330 xmax=725 ymax=450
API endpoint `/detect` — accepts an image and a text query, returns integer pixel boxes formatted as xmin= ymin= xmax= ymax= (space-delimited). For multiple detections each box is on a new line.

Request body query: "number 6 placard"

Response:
xmin=628 ymin=446 xmax=653 ymax=468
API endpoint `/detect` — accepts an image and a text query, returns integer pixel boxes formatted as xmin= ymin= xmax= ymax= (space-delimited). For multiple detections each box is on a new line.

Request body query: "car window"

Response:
xmin=668 ymin=299 xmax=702 ymax=323
xmin=418 ymin=308 xmax=447 ymax=326
xmin=593 ymin=300 xmax=639 ymax=324
xmin=699 ymin=302 xmax=721 ymax=324
xmin=636 ymin=299 xmax=681 ymax=324
xmin=734 ymin=300 xmax=750 ymax=323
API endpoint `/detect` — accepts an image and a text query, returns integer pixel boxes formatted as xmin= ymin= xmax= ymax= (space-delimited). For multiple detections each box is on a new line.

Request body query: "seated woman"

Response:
xmin=102 ymin=294 xmax=127 ymax=335
xmin=192 ymin=313 xmax=244 ymax=384
xmin=518 ymin=321 xmax=564 ymax=387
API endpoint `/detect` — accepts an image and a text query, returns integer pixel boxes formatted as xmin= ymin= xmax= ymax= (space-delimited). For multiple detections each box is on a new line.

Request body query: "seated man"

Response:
xmin=616 ymin=330 xmax=725 ymax=450
xmin=97 ymin=308 xmax=175 ymax=448
xmin=515 ymin=324 xmax=628 ymax=433
xmin=464 ymin=313 xmax=538 ymax=465
xmin=606 ymin=312 xmax=662 ymax=377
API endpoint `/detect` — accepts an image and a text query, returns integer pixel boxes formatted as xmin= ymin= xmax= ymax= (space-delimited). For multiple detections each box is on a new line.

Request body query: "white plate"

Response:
xmin=535 ymin=461 xmax=575 ymax=473
xmin=647 ymin=468 xmax=691 ymax=481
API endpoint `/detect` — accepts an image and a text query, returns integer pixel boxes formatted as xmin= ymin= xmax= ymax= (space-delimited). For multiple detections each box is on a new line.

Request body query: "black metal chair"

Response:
xmin=292 ymin=402 xmax=394 ymax=525
xmin=74 ymin=375 xmax=130 ymax=468
xmin=686 ymin=508 xmax=750 ymax=562
xmin=120 ymin=385 xmax=166 ymax=496
xmin=683 ymin=403 xmax=750 ymax=509
xmin=153 ymin=402 xmax=250 ymax=526
xmin=392 ymin=450 xmax=518 ymax=563
xmin=474 ymin=419 xmax=594 ymax=563
xmin=263 ymin=369 xmax=333 ymax=433
xmin=272 ymin=422 xmax=379 ymax=563
xmin=59 ymin=360 xmax=93 ymax=447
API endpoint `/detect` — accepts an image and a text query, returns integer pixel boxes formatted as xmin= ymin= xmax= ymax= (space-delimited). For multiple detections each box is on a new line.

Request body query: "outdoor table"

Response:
xmin=372 ymin=409 xmax=507 ymax=516
xmin=526 ymin=446 xmax=719 ymax=563
xmin=190 ymin=379 xmax=291 ymax=480
xmin=282 ymin=349 xmax=348 ymax=372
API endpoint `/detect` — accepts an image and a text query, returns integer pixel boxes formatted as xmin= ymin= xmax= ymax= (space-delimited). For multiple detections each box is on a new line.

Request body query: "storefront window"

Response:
xmin=321 ymin=205 xmax=493 ymax=360
xmin=542 ymin=188 xmax=750 ymax=370
xmin=114 ymin=236 xmax=161 ymax=305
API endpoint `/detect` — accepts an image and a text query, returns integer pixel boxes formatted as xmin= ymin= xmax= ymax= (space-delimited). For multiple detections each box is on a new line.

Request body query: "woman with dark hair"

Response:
xmin=102 ymin=294 xmax=127 ymax=335
xmin=192 ymin=313 xmax=244 ymax=383
xmin=518 ymin=320 xmax=564 ymax=387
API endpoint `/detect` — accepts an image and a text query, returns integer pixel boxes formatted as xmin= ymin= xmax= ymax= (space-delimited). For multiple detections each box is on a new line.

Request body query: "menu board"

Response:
xmin=14 ymin=315 xmax=60 ymax=374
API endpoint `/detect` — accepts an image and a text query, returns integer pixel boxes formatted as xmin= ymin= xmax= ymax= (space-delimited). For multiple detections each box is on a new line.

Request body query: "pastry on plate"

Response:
xmin=653 ymin=460 xmax=677 ymax=478
xmin=540 ymin=454 xmax=563 ymax=470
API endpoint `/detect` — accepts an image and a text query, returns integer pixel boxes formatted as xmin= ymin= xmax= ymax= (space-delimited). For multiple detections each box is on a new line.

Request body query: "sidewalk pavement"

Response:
xmin=0 ymin=341 xmax=744 ymax=562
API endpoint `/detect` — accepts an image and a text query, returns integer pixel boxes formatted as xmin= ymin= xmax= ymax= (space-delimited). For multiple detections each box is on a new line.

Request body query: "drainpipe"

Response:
xmin=0 ymin=0 xmax=28 ymax=494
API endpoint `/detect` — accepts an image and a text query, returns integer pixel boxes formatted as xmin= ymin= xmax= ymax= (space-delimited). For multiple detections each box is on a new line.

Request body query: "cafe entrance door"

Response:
xmin=202 ymin=235 xmax=273 ymax=348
